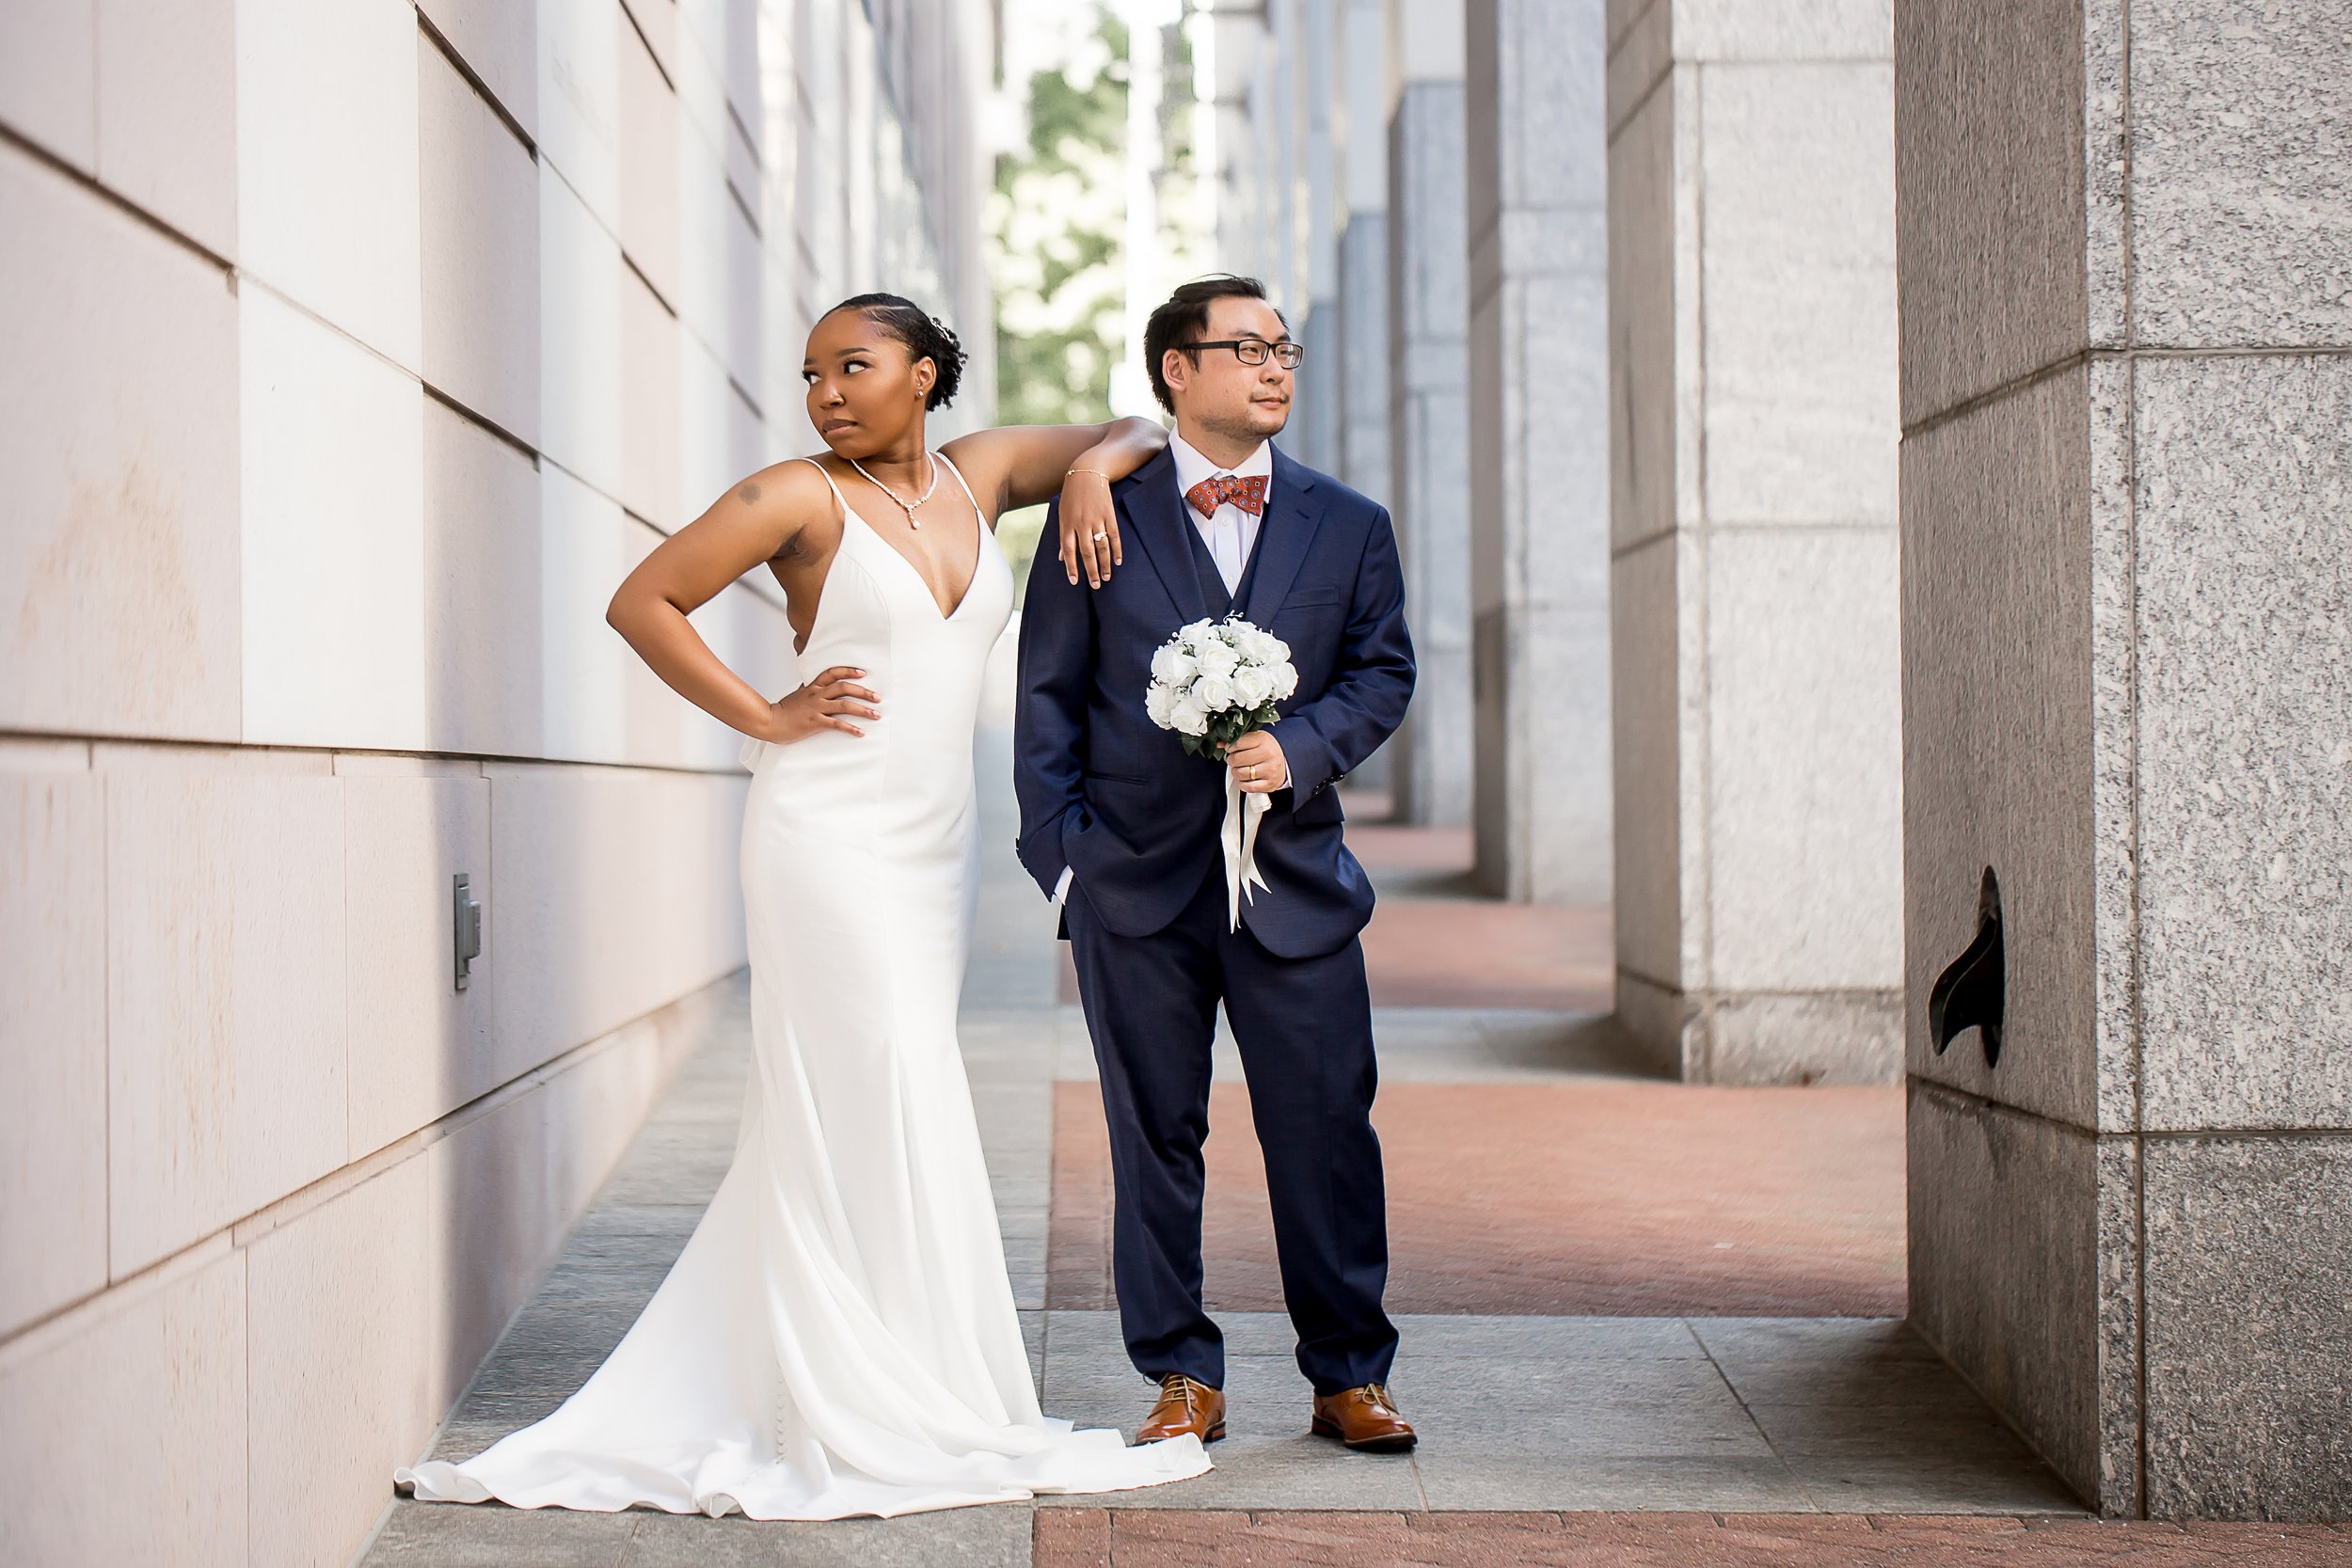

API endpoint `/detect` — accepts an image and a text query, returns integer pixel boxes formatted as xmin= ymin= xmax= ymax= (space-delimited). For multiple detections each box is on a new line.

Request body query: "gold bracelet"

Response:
xmin=1066 ymin=467 xmax=1112 ymax=483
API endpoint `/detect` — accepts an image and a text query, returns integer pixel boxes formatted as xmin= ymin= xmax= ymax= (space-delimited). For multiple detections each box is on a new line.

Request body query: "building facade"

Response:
xmin=0 ymin=2 xmax=993 ymax=1563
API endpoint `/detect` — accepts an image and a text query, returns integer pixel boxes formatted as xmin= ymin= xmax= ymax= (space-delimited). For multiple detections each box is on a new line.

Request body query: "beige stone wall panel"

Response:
xmin=0 ymin=769 xmax=109 ymax=1336
xmin=419 ymin=32 xmax=542 ymax=446
xmin=418 ymin=0 xmax=539 ymax=139
xmin=421 ymin=397 xmax=547 ymax=758
xmin=105 ymin=765 xmax=348 ymax=1275
xmin=234 ymin=0 xmax=423 ymax=372
xmin=0 ymin=1250 xmax=247 ymax=1567
xmin=0 ymin=151 xmax=243 ymax=744
xmin=96 ymin=0 xmax=237 ymax=258
xmin=0 ymin=0 xmax=96 ymax=172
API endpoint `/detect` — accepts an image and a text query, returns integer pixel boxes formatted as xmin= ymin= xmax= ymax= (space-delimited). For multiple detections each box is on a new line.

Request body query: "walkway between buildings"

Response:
xmin=360 ymin=701 xmax=2346 ymax=1567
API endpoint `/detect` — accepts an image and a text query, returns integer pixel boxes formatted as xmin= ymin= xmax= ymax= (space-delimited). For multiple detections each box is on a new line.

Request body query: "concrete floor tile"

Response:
xmin=1396 ymin=1313 xmax=1707 ymax=1360
xmin=464 ymin=1348 xmax=611 ymax=1400
xmin=1399 ymin=1349 xmax=1747 ymax=1410
xmin=1689 ymin=1315 xmax=1935 ymax=1362
xmin=620 ymin=1503 xmax=1031 ymax=1566
xmin=437 ymin=1387 xmax=571 ymax=1440
xmin=1710 ymin=1355 xmax=1992 ymax=1410
xmin=362 ymin=1499 xmax=636 ymax=1566
xmin=1742 ymin=1400 xmax=2042 ymax=1461
xmin=1791 ymin=1458 xmax=2089 ymax=1514
xmin=570 ymin=1204 xmax=707 ymax=1242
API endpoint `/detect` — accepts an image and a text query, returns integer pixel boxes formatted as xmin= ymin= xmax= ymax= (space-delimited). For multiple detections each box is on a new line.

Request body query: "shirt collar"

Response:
xmin=1169 ymin=429 xmax=1273 ymax=495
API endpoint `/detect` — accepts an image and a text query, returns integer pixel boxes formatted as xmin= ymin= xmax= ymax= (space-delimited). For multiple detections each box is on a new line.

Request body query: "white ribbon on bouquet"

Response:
xmin=1221 ymin=769 xmax=1271 ymax=931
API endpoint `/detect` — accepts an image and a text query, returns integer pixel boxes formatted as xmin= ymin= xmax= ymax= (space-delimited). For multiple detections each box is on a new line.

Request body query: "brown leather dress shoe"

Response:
xmin=1311 ymin=1383 xmax=1417 ymax=1451
xmin=1136 ymin=1372 xmax=1226 ymax=1444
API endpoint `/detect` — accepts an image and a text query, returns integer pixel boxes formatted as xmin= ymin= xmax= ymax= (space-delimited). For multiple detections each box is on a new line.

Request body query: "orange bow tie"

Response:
xmin=1184 ymin=472 xmax=1267 ymax=519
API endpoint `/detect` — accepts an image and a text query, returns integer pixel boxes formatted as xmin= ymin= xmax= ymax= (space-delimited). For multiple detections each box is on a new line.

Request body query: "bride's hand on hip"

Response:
xmin=762 ymin=666 xmax=880 ymax=742
xmin=1058 ymin=468 xmax=1122 ymax=589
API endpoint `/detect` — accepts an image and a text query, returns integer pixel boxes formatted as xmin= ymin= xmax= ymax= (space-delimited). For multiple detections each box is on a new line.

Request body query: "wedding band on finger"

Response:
xmin=1091 ymin=531 xmax=1108 ymax=542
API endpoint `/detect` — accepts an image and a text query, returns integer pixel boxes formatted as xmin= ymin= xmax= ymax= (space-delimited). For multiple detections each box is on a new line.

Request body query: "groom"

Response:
xmin=1014 ymin=277 xmax=1417 ymax=1452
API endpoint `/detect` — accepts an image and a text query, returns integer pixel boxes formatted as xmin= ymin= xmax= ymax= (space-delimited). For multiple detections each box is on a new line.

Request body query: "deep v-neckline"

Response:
xmin=830 ymin=454 xmax=985 ymax=622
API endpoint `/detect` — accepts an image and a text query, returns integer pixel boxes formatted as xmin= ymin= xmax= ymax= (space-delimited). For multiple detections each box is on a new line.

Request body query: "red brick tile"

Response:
xmin=1048 ymin=1079 xmax=1905 ymax=1316
xmin=1035 ymin=1507 xmax=1113 ymax=1568
xmin=1359 ymin=897 xmax=1614 ymax=1010
xmin=1033 ymin=1513 xmax=2352 ymax=1568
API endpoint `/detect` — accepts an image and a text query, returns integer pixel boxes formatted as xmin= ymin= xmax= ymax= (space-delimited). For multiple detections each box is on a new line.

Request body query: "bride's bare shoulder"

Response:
xmin=729 ymin=455 xmax=840 ymax=514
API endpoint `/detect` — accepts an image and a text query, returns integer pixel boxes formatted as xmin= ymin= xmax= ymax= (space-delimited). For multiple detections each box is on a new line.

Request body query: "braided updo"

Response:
xmin=827 ymin=293 xmax=967 ymax=411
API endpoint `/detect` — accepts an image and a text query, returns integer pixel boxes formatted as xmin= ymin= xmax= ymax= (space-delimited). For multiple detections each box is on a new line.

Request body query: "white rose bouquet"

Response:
xmin=1144 ymin=617 xmax=1300 ymax=927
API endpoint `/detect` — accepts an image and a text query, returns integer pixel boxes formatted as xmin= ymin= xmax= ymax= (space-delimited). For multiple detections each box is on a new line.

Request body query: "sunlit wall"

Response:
xmin=0 ymin=3 xmax=993 ymax=1563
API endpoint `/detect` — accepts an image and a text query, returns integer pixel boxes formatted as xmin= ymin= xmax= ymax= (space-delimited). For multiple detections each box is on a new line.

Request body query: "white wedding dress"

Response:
xmin=397 ymin=455 xmax=1211 ymax=1518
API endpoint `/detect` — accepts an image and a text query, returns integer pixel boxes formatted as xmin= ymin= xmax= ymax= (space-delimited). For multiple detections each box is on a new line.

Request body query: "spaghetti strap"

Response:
xmin=931 ymin=451 xmax=990 ymax=539
xmin=793 ymin=455 xmax=852 ymax=519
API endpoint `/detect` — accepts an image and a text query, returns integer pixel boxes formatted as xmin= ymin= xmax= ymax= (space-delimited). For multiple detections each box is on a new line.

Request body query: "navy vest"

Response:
xmin=1184 ymin=506 xmax=1264 ymax=621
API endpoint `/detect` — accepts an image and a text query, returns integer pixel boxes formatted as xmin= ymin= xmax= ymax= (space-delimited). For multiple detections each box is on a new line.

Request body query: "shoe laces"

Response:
xmin=1156 ymin=1372 xmax=1204 ymax=1414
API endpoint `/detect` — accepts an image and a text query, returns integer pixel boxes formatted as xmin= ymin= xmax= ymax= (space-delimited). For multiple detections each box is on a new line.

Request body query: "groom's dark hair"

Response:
xmin=1144 ymin=275 xmax=1285 ymax=415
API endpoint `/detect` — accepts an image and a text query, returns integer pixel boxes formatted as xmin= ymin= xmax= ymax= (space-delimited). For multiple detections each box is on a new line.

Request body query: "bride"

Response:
xmin=395 ymin=293 xmax=1206 ymax=1518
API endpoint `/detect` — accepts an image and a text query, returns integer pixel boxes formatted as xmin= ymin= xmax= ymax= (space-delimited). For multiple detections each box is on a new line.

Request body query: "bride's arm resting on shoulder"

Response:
xmin=605 ymin=461 xmax=882 ymax=745
xmin=940 ymin=415 xmax=1167 ymax=589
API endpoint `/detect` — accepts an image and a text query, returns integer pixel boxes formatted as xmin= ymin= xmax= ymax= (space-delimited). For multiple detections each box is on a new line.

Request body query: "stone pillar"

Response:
xmin=1603 ymin=0 xmax=1902 ymax=1083
xmin=1899 ymin=2 xmax=2352 ymax=1517
xmin=1384 ymin=0 xmax=1471 ymax=827
xmin=1465 ymin=0 xmax=1609 ymax=902
xmin=1328 ymin=0 xmax=1392 ymax=793
xmin=1288 ymin=0 xmax=1341 ymax=475
xmin=1332 ymin=0 xmax=1388 ymax=505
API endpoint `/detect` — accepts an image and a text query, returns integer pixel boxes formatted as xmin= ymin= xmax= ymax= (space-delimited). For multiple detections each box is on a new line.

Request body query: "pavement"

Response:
xmin=358 ymin=701 xmax=2348 ymax=1566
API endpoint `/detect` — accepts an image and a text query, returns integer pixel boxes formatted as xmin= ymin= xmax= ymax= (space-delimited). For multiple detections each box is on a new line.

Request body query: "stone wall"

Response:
xmin=1897 ymin=0 xmax=2352 ymax=1517
xmin=0 ymin=2 xmax=990 ymax=1562
xmin=1603 ymin=0 xmax=1903 ymax=1084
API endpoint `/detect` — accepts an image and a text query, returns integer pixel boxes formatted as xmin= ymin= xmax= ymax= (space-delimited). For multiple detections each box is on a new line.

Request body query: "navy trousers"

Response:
xmin=1064 ymin=864 xmax=1399 ymax=1395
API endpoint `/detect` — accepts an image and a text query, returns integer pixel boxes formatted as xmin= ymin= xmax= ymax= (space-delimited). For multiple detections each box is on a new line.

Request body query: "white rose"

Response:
xmin=1272 ymin=662 xmax=1299 ymax=699
xmin=1253 ymin=629 xmax=1292 ymax=665
xmin=1170 ymin=692 xmax=1211 ymax=736
xmin=1192 ymin=673 xmax=1237 ymax=713
xmin=1146 ymin=681 xmax=1179 ymax=726
xmin=1178 ymin=620 xmax=1216 ymax=655
xmin=1195 ymin=637 xmax=1239 ymax=679
xmin=1151 ymin=644 xmax=1199 ymax=687
xmin=1233 ymin=664 xmax=1276 ymax=706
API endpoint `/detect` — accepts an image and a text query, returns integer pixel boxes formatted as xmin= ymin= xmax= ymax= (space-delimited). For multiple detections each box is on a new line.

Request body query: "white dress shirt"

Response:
xmin=1053 ymin=433 xmax=1275 ymax=908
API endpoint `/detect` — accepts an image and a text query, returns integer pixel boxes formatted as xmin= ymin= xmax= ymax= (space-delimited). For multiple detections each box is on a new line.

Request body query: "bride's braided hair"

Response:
xmin=829 ymin=293 xmax=967 ymax=410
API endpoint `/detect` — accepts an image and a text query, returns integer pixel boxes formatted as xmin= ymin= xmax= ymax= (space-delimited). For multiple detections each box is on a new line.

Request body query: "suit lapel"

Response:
xmin=1241 ymin=447 xmax=1326 ymax=626
xmin=1116 ymin=445 xmax=1210 ymax=625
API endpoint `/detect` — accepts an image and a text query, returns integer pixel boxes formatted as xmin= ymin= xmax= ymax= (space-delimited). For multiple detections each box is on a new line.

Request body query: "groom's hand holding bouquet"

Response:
xmin=1144 ymin=618 xmax=1299 ymax=926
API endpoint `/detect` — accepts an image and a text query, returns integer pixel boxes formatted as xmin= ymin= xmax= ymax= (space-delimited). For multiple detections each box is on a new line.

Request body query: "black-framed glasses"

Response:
xmin=1183 ymin=338 xmax=1304 ymax=370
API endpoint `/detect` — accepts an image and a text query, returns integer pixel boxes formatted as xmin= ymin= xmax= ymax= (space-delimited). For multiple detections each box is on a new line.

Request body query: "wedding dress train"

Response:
xmin=397 ymin=456 xmax=1210 ymax=1518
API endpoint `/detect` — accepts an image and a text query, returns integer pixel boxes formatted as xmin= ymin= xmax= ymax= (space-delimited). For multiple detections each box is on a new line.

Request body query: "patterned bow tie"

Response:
xmin=1184 ymin=472 xmax=1267 ymax=519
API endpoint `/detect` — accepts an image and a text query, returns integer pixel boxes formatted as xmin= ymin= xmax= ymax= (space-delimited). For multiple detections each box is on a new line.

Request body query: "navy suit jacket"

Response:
xmin=1012 ymin=444 xmax=1416 ymax=959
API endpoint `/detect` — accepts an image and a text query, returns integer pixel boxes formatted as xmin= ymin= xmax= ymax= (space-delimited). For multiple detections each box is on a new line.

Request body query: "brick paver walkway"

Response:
xmin=1036 ymin=1511 xmax=2352 ymax=1567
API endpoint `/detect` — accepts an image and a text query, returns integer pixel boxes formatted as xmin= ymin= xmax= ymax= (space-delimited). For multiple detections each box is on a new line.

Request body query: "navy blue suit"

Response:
xmin=1013 ymin=443 xmax=1414 ymax=1395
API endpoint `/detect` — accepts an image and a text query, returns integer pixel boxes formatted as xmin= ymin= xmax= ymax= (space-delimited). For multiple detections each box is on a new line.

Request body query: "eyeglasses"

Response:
xmin=1183 ymin=338 xmax=1305 ymax=370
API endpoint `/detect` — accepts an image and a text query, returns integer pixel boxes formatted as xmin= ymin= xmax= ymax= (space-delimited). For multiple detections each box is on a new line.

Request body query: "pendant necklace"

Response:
xmin=847 ymin=451 xmax=939 ymax=530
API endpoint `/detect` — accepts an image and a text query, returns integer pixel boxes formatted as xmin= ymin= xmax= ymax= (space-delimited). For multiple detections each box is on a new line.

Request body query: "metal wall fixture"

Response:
xmin=1929 ymin=865 xmax=2004 ymax=1067
xmin=453 ymin=873 xmax=484 ymax=991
